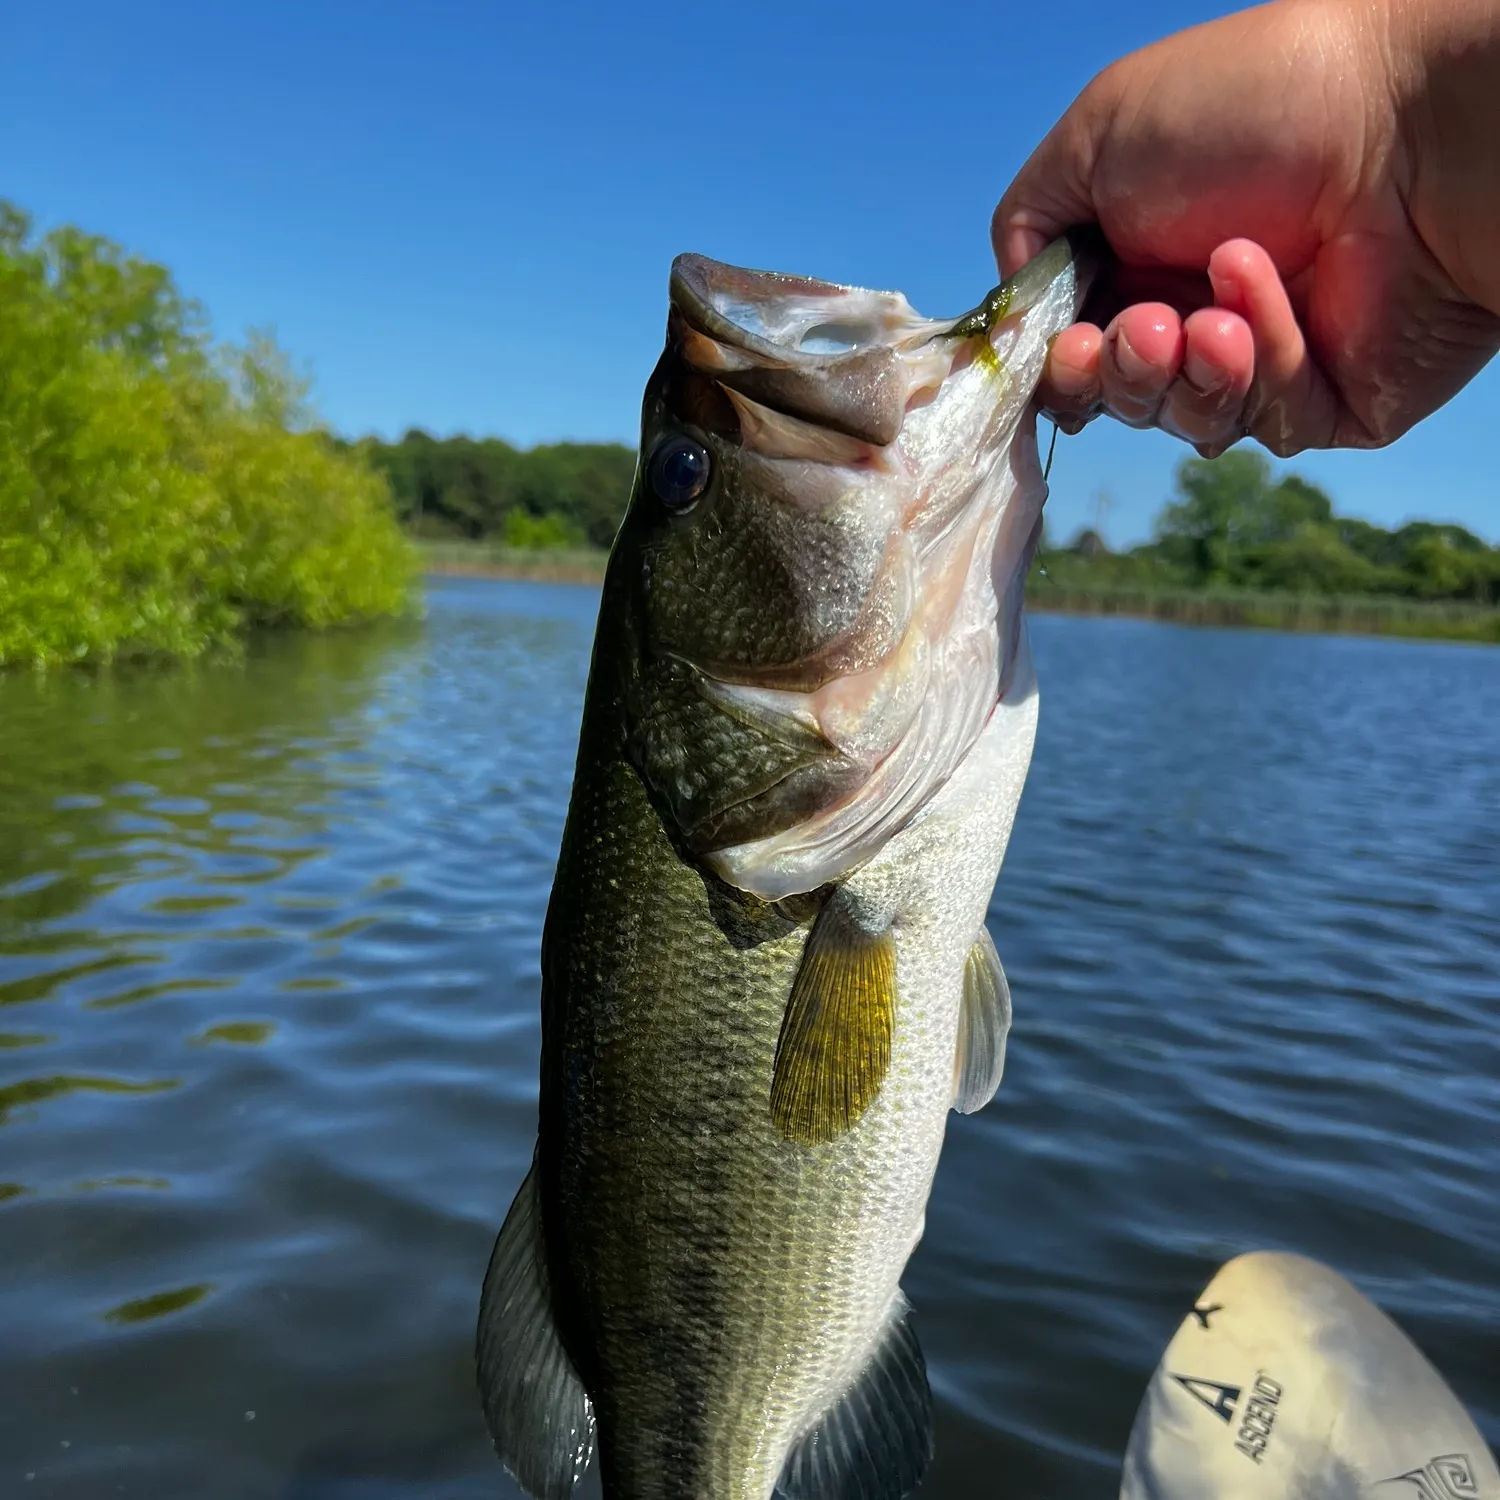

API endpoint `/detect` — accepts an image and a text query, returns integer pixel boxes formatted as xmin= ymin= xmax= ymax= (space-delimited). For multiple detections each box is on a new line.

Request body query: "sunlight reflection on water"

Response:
xmin=0 ymin=578 xmax=1495 ymax=1496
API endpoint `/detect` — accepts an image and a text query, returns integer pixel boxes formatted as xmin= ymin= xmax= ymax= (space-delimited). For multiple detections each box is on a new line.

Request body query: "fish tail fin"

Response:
xmin=476 ymin=1156 xmax=595 ymax=1500
xmin=775 ymin=1293 xmax=933 ymax=1500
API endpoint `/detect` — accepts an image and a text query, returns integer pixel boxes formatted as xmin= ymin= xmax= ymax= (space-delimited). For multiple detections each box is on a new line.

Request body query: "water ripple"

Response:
xmin=0 ymin=584 xmax=1493 ymax=1496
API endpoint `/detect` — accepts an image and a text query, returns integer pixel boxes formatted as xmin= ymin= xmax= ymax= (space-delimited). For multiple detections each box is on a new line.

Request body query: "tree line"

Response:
xmin=1047 ymin=450 xmax=1500 ymax=604
xmin=346 ymin=430 xmax=635 ymax=550
xmin=368 ymin=427 xmax=1499 ymax=606
xmin=11 ymin=194 xmax=1490 ymax=672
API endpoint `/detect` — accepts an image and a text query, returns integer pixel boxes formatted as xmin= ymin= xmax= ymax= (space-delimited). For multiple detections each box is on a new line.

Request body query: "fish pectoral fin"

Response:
xmin=770 ymin=892 xmax=896 ymax=1146
xmin=775 ymin=1293 xmax=934 ymax=1500
xmin=476 ymin=1157 xmax=595 ymax=1500
xmin=951 ymin=925 xmax=1012 ymax=1114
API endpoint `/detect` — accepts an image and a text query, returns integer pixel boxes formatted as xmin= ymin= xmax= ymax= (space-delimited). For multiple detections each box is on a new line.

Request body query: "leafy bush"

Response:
xmin=503 ymin=508 xmax=583 ymax=548
xmin=0 ymin=204 xmax=416 ymax=667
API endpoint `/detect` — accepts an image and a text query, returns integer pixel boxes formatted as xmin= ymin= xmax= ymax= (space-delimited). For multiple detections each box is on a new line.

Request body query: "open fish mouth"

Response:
xmin=669 ymin=229 xmax=1100 ymax=443
xmin=631 ymin=234 xmax=1097 ymax=902
xmin=672 ymin=229 xmax=1101 ymax=360
xmin=672 ymin=259 xmax=928 ymax=358
xmin=667 ymin=258 xmax=944 ymax=449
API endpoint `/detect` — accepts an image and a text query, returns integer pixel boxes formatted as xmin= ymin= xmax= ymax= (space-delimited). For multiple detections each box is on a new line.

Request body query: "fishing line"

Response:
xmin=1042 ymin=420 xmax=1060 ymax=483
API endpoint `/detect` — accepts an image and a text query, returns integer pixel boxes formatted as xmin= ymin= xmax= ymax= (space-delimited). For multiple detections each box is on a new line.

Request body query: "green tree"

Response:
xmin=1401 ymin=531 xmax=1493 ymax=600
xmin=1084 ymin=448 xmax=1500 ymax=603
xmin=1154 ymin=453 xmax=1344 ymax=584
xmin=0 ymin=203 xmax=415 ymax=667
xmin=1154 ymin=450 xmax=1272 ymax=581
xmin=1237 ymin=527 xmax=1388 ymax=594
xmin=356 ymin=431 xmax=636 ymax=548
xmin=1261 ymin=475 xmax=1334 ymax=540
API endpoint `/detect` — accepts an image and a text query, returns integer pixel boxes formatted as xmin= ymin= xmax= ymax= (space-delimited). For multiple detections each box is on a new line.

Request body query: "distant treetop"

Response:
xmin=1049 ymin=447 xmax=1499 ymax=604
xmin=350 ymin=429 xmax=635 ymax=550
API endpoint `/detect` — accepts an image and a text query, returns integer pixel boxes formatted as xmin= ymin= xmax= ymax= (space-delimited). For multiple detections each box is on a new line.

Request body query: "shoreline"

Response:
xmin=425 ymin=558 xmax=606 ymax=585
xmin=423 ymin=559 xmax=1500 ymax=646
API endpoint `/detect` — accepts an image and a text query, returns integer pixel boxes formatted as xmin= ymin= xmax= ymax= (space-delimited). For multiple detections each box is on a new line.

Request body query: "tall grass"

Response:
xmin=414 ymin=539 xmax=1500 ymax=643
xmin=1027 ymin=579 xmax=1500 ymax=644
xmin=0 ymin=204 xmax=417 ymax=668
xmin=418 ymin=539 xmax=608 ymax=582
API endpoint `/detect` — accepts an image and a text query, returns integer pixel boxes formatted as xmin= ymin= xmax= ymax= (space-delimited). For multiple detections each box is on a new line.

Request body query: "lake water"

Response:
xmin=2 ymin=576 xmax=1496 ymax=1498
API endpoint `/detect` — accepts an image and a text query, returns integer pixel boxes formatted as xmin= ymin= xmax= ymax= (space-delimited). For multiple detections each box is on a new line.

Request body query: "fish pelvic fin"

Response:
xmin=775 ymin=1293 xmax=934 ymax=1500
xmin=952 ymin=925 xmax=1012 ymax=1114
xmin=770 ymin=890 xmax=896 ymax=1146
xmin=475 ymin=1156 xmax=595 ymax=1500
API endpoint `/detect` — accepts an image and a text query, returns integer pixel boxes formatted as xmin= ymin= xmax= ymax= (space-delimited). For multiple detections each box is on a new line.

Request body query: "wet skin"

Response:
xmin=991 ymin=0 xmax=1500 ymax=460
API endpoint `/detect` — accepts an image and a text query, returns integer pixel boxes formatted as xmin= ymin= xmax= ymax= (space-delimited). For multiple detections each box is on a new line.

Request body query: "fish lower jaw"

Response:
xmin=696 ymin=522 xmax=1042 ymax=903
xmin=701 ymin=665 xmax=998 ymax=900
xmin=703 ymin=518 xmax=1046 ymax=903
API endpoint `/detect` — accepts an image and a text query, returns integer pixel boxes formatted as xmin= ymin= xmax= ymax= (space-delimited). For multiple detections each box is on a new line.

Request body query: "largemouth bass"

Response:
xmin=477 ymin=232 xmax=1096 ymax=1500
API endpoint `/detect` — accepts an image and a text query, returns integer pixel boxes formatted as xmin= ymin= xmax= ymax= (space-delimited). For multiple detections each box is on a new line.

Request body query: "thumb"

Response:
xmin=991 ymin=73 xmax=1118 ymax=276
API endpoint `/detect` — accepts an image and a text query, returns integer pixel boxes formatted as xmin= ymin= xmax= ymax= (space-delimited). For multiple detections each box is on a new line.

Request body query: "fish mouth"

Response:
xmin=707 ymin=242 xmax=1092 ymax=899
xmin=670 ymin=257 xmax=933 ymax=363
xmin=641 ymin=235 xmax=1097 ymax=900
xmin=672 ymin=227 xmax=1103 ymax=358
xmin=667 ymin=231 xmax=1100 ymax=448
xmin=667 ymin=257 xmax=935 ymax=447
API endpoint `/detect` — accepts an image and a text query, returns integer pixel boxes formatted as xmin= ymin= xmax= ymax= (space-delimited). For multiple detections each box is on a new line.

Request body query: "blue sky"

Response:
xmin=4 ymin=0 xmax=1496 ymax=546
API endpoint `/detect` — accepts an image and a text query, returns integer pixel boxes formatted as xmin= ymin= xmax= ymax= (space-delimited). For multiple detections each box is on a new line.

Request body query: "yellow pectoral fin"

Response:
xmin=770 ymin=898 xmax=896 ymax=1147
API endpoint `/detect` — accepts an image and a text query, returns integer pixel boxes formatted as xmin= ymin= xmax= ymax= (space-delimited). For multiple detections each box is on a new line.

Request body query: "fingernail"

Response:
xmin=1113 ymin=329 xmax=1152 ymax=383
xmin=1184 ymin=345 xmax=1226 ymax=394
xmin=1001 ymin=227 xmax=1047 ymax=276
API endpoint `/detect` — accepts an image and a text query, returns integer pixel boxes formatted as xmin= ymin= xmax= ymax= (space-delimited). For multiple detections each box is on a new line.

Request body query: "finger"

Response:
xmin=1157 ymin=307 xmax=1256 ymax=454
xmin=1080 ymin=262 xmax=1216 ymax=332
xmin=1096 ymin=303 xmax=1184 ymax=428
xmin=1037 ymin=322 xmax=1104 ymax=430
xmin=992 ymin=69 xmax=1122 ymax=276
xmin=1207 ymin=239 xmax=1338 ymax=454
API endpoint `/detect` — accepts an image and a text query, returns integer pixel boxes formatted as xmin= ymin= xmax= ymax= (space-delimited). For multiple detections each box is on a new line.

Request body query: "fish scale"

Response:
xmin=536 ymin=647 xmax=1019 ymax=1499
xmin=477 ymin=233 xmax=1097 ymax=1500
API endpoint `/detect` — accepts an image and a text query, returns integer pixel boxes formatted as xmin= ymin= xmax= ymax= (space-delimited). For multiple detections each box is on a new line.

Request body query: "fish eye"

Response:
xmin=647 ymin=435 xmax=712 ymax=511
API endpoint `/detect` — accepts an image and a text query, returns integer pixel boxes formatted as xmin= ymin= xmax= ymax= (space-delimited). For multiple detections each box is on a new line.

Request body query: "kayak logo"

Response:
xmin=1168 ymin=1370 xmax=1282 ymax=1465
xmin=1169 ymin=1373 xmax=1239 ymax=1423
xmin=1375 ymin=1455 xmax=1480 ymax=1499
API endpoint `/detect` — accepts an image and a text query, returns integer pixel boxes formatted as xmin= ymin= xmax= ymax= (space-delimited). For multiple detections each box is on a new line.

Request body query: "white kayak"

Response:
xmin=1121 ymin=1250 xmax=1500 ymax=1499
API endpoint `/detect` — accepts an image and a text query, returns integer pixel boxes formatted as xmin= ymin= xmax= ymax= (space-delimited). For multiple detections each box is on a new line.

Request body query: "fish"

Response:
xmin=476 ymin=230 xmax=1097 ymax=1500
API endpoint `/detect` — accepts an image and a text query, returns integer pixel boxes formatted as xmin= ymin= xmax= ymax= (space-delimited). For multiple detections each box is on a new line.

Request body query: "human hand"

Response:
xmin=993 ymin=0 xmax=1500 ymax=457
